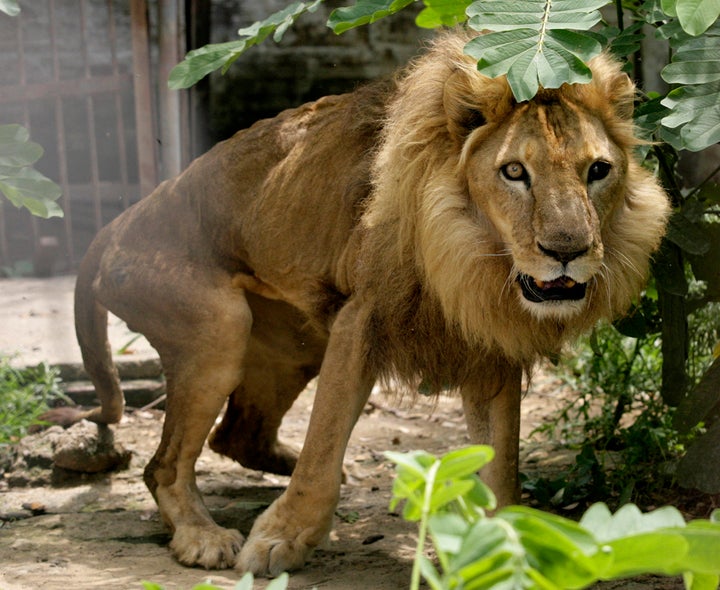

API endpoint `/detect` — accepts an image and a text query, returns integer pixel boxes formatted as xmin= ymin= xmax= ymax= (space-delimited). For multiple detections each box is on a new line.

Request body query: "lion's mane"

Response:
xmin=358 ymin=33 xmax=669 ymax=388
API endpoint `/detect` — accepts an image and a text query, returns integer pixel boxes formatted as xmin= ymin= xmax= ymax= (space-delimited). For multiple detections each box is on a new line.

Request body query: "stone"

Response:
xmin=52 ymin=421 xmax=131 ymax=473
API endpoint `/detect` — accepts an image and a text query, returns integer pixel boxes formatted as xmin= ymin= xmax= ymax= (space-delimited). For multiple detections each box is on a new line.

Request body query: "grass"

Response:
xmin=0 ymin=356 xmax=68 ymax=445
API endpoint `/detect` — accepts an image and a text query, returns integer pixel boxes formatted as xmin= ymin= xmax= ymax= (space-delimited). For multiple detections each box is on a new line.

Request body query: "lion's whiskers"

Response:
xmin=605 ymin=248 xmax=644 ymax=281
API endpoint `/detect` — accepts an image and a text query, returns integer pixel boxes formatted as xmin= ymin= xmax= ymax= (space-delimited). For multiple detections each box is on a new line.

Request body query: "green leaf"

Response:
xmin=680 ymin=521 xmax=720 ymax=573
xmin=429 ymin=479 xmax=475 ymax=512
xmin=233 ymin=572 xmax=255 ymax=590
xmin=0 ymin=124 xmax=43 ymax=168
xmin=428 ymin=513 xmax=469 ymax=554
xmin=0 ymin=0 xmax=20 ymax=16
xmin=606 ymin=22 xmax=647 ymax=60
xmin=660 ymin=25 xmax=720 ymax=150
xmin=140 ymin=584 xmax=164 ymax=590
xmin=168 ymin=1 xmax=323 ymax=89
xmin=665 ymin=212 xmax=711 ymax=255
xmin=435 ymin=445 xmax=495 ymax=480
xmin=0 ymin=166 xmax=63 ymax=218
xmin=266 ymin=572 xmax=290 ymax=590
xmin=684 ymin=572 xmax=720 ymax=590
xmin=464 ymin=1 xmax=607 ymax=101
xmin=417 ymin=554 xmax=445 ymax=590
xmin=602 ymin=532 xmax=689 ymax=578
xmin=467 ymin=0 xmax=608 ymax=31
xmin=444 ymin=517 xmax=509 ymax=566
xmin=386 ymin=449 xmax=436 ymax=479
xmin=502 ymin=505 xmax=600 ymax=555
xmin=416 ymin=0 xmax=472 ymax=28
xmin=662 ymin=42 xmax=720 ymax=85
xmin=674 ymin=0 xmax=720 ymax=35
xmin=662 ymin=0 xmax=679 ymax=16
xmin=580 ymin=503 xmax=687 ymax=542
xmin=327 ymin=0 xmax=416 ymax=34
xmin=237 ymin=0 xmax=323 ymax=43
xmin=499 ymin=506 xmax=605 ymax=586
xmin=168 ymin=40 xmax=252 ymax=89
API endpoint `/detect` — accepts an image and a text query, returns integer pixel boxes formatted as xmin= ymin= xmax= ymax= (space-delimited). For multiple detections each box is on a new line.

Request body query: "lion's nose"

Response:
xmin=538 ymin=242 xmax=589 ymax=265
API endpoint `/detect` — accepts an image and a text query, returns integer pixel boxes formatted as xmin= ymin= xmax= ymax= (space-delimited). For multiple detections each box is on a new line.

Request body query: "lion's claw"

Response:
xmin=170 ymin=525 xmax=244 ymax=569
xmin=238 ymin=536 xmax=313 ymax=576
xmin=236 ymin=496 xmax=331 ymax=576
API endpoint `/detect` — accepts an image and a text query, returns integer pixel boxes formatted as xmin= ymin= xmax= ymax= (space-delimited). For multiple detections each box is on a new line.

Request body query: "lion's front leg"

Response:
xmin=238 ymin=299 xmax=375 ymax=576
xmin=461 ymin=358 xmax=523 ymax=508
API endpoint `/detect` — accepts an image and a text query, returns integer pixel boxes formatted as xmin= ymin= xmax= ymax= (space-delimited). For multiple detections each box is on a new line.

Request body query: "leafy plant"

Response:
xmin=463 ymin=1 xmax=608 ymax=101
xmin=0 ymin=357 xmax=68 ymax=445
xmin=0 ymin=0 xmax=19 ymax=17
xmin=167 ymin=1 xmax=323 ymax=90
xmin=168 ymin=0 xmax=720 ymax=151
xmin=387 ymin=446 xmax=720 ymax=590
xmin=0 ymin=124 xmax=63 ymax=218
xmin=0 ymin=4 xmax=62 ymax=218
xmin=142 ymin=572 xmax=289 ymax=590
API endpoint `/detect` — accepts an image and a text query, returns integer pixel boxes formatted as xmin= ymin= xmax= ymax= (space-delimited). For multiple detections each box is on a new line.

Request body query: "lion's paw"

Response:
xmin=236 ymin=500 xmax=331 ymax=576
xmin=170 ymin=524 xmax=244 ymax=569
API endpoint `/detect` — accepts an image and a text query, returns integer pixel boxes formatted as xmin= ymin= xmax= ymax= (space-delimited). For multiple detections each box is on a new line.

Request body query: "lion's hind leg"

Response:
xmin=209 ymin=295 xmax=326 ymax=476
xmin=138 ymin=274 xmax=254 ymax=569
xmin=209 ymin=354 xmax=317 ymax=476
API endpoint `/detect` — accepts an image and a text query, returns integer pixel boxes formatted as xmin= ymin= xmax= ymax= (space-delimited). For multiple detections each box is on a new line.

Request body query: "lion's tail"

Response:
xmin=43 ymin=230 xmax=125 ymax=428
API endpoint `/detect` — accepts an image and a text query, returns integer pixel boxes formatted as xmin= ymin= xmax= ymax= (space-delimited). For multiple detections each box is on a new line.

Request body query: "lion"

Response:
xmin=57 ymin=31 xmax=669 ymax=574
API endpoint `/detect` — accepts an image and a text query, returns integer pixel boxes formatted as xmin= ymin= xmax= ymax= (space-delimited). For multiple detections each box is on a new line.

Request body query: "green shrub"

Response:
xmin=387 ymin=446 xmax=720 ymax=590
xmin=0 ymin=357 xmax=68 ymax=445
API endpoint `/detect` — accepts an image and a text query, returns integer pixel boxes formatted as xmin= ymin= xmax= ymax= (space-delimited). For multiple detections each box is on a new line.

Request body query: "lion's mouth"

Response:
xmin=518 ymin=274 xmax=587 ymax=303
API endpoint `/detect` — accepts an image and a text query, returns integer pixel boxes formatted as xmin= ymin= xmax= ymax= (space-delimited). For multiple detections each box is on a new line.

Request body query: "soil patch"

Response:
xmin=0 ymin=375 xmax=691 ymax=590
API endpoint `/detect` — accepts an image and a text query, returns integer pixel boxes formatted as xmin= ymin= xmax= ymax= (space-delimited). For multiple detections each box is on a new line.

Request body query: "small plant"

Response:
xmin=0 ymin=356 xmax=69 ymax=445
xmin=387 ymin=446 xmax=720 ymax=590
xmin=524 ymin=302 xmax=719 ymax=509
xmin=141 ymin=572 xmax=289 ymax=590
xmin=0 ymin=124 xmax=63 ymax=218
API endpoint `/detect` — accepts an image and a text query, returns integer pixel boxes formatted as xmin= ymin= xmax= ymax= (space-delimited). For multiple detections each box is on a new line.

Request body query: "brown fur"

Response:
xmin=58 ymin=32 xmax=669 ymax=574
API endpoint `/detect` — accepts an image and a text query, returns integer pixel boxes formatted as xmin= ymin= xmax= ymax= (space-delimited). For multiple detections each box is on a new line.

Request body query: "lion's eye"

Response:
xmin=588 ymin=160 xmax=611 ymax=183
xmin=501 ymin=162 xmax=529 ymax=183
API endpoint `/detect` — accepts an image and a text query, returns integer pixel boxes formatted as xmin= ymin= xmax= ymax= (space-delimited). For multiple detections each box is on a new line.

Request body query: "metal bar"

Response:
xmin=107 ymin=0 xmax=131 ymax=211
xmin=49 ymin=0 xmax=74 ymax=265
xmin=79 ymin=0 xmax=104 ymax=234
xmin=24 ymin=3 xmax=39 ymax=262
xmin=0 ymin=74 xmax=134 ymax=104
xmin=130 ymin=0 xmax=158 ymax=197
xmin=158 ymin=0 xmax=182 ymax=179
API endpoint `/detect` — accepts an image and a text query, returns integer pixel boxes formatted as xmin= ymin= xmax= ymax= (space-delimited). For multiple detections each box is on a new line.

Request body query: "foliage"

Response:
xmin=0 ymin=125 xmax=63 ymax=218
xmin=0 ymin=357 xmax=68 ymax=445
xmin=168 ymin=0 xmax=719 ymax=152
xmin=142 ymin=573 xmax=289 ymax=590
xmin=386 ymin=446 xmax=720 ymax=590
xmin=1 ymin=0 xmax=63 ymax=218
xmin=526 ymin=322 xmax=684 ymax=507
xmin=167 ymin=1 xmax=323 ymax=89
xmin=0 ymin=0 xmax=19 ymax=17
xmin=463 ymin=1 xmax=608 ymax=101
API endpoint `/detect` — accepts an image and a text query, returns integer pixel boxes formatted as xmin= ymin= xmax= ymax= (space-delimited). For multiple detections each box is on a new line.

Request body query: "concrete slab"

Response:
xmin=0 ymin=275 xmax=158 ymax=370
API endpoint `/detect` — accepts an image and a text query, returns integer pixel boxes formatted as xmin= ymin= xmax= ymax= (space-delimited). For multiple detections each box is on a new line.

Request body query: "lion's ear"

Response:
xmin=606 ymin=70 xmax=635 ymax=121
xmin=443 ymin=68 xmax=513 ymax=143
xmin=581 ymin=55 xmax=636 ymax=121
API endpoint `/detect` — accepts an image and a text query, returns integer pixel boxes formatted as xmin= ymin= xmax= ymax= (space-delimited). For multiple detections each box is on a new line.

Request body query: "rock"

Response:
xmin=52 ymin=421 xmax=131 ymax=473
xmin=7 ymin=421 xmax=131 ymax=486
xmin=677 ymin=421 xmax=720 ymax=494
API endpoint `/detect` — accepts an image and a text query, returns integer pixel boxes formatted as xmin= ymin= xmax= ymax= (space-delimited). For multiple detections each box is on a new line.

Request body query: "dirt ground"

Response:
xmin=0 ymin=374 xmax=691 ymax=590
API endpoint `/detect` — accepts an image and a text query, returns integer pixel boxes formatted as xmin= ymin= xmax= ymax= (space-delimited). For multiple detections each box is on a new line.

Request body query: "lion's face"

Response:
xmin=367 ymin=39 xmax=669 ymax=359
xmin=464 ymin=98 xmax=631 ymax=319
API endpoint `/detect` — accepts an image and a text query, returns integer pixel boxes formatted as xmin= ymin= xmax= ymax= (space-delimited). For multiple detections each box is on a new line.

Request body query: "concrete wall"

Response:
xmin=203 ymin=1 xmax=431 ymax=142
